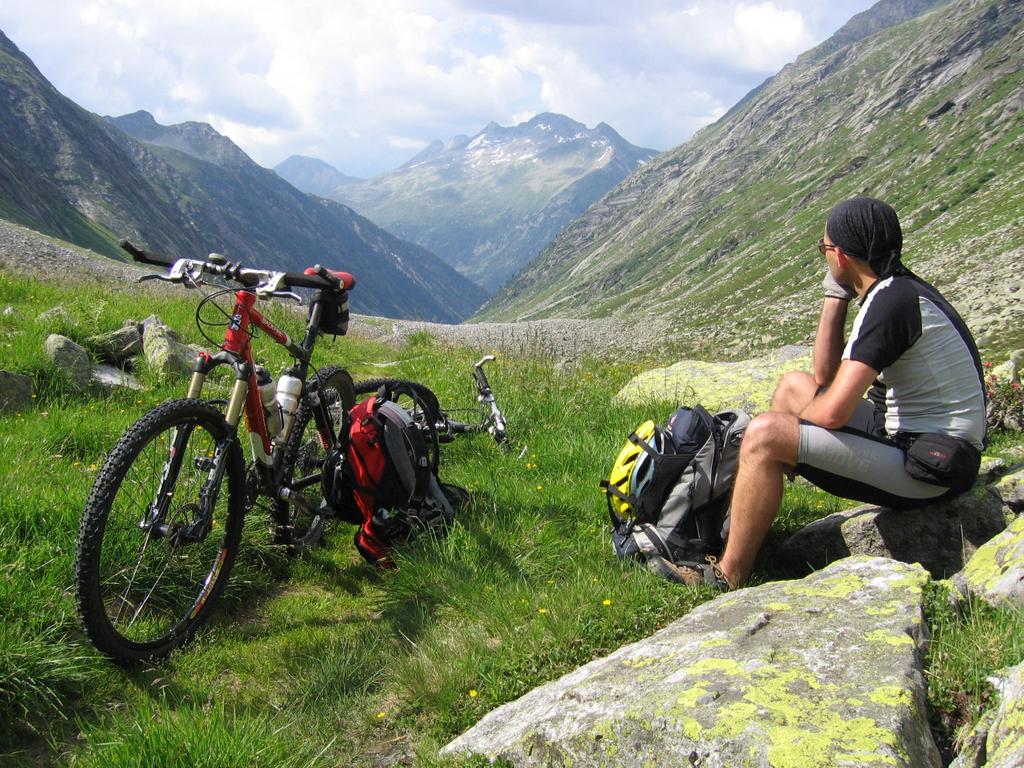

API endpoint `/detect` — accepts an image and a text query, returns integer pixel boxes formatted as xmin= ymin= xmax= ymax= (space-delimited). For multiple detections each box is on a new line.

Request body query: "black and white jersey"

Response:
xmin=843 ymin=274 xmax=986 ymax=449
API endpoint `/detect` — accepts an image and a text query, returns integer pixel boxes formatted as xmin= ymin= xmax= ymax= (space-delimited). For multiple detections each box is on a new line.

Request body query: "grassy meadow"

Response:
xmin=1 ymin=267 xmax=1022 ymax=766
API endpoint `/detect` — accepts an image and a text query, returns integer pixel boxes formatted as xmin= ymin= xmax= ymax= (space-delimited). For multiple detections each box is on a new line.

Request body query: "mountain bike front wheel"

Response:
xmin=75 ymin=399 xmax=246 ymax=665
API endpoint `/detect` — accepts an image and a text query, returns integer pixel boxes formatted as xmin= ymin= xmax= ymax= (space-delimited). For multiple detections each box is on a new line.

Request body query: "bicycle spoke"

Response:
xmin=113 ymin=529 xmax=153 ymax=624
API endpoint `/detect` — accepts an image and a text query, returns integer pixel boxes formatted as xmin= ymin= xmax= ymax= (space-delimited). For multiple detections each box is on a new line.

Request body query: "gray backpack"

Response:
xmin=605 ymin=405 xmax=750 ymax=565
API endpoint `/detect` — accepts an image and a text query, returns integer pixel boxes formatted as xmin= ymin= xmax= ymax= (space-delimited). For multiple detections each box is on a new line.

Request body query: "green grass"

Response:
xmin=1 ymin=268 xmax=1022 ymax=765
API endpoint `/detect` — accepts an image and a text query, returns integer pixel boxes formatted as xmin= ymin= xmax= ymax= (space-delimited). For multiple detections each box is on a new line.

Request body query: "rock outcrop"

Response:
xmin=782 ymin=483 xmax=1008 ymax=580
xmin=443 ymin=557 xmax=940 ymax=768
xmin=955 ymin=491 xmax=1024 ymax=610
xmin=614 ymin=346 xmax=812 ymax=411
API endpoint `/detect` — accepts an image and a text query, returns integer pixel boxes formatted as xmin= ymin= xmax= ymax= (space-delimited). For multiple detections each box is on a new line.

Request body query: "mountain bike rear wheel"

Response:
xmin=275 ymin=366 xmax=355 ymax=554
xmin=353 ymin=377 xmax=441 ymax=472
xmin=75 ymin=399 xmax=245 ymax=664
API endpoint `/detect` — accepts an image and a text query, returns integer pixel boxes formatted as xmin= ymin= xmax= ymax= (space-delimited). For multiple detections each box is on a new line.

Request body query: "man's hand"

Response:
xmin=800 ymin=359 xmax=879 ymax=428
xmin=822 ymin=269 xmax=857 ymax=302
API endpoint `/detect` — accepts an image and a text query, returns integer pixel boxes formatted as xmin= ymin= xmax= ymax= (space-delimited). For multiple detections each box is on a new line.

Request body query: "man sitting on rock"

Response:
xmin=649 ymin=196 xmax=987 ymax=590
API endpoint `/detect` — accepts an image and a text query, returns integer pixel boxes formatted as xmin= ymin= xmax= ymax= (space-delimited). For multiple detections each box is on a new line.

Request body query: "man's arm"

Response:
xmin=813 ymin=298 xmax=849 ymax=386
xmin=800 ymin=358 xmax=879 ymax=429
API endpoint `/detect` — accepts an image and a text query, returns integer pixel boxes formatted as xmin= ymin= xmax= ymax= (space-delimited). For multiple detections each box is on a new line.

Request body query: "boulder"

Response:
xmin=0 ymin=370 xmax=34 ymax=412
xmin=614 ymin=345 xmax=811 ymax=411
xmin=143 ymin=321 xmax=196 ymax=378
xmin=954 ymin=508 xmax=1024 ymax=610
xmin=85 ymin=325 xmax=143 ymax=363
xmin=44 ymin=333 xmax=91 ymax=392
xmin=443 ymin=557 xmax=940 ymax=768
xmin=782 ymin=484 xmax=1007 ymax=579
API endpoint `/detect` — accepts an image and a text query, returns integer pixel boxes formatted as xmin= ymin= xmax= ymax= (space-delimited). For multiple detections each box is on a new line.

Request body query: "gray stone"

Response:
xmin=37 ymin=305 xmax=73 ymax=325
xmin=0 ymin=370 xmax=34 ymax=412
xmin=142 ymin=321 xmax=196 ymax=378
xmin=443 ymin=557 xmax=940 ymax=768
xmin=993 ymin=464 xmax=1024 ymax=513
xmin=782 ymin=484 xmax=1007 ymax=579
xmin=955 ymin=508 xmax=1024 ymax=610
xmin=140 ymin=314 xmax=179 ymax=341
xmin=85 ymin=325 xmax=143 ymax=363
xmin=44 ymin=333 xmax=91 ymax=392
xmin=981 ymin=662 xmax=1024 ymax=768
xmin=90 ymin=364 xmax=143 ymax=391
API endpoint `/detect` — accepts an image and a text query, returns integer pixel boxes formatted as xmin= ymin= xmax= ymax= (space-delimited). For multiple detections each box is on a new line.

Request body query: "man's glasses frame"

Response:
xmin=817 ymin=238 xmax=838 ymax=255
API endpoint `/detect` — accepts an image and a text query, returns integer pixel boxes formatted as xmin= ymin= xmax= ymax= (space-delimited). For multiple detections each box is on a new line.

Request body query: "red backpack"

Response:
xmin=324 ymin=387 xmax=459 ymax=565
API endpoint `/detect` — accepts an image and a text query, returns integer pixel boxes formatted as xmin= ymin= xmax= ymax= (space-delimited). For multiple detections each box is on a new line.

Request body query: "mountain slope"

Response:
xmin=0 ymin=31 xmax=485 ymax=322
xmin=277 ymin=114 xmax=657 ymax=292
xmin=478 ymin=0 xmax=1024 ymax=357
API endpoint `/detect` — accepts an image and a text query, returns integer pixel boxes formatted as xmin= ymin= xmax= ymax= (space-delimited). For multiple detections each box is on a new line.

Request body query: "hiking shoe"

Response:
xmin=647 ymin=555 xmax=732 ymax=592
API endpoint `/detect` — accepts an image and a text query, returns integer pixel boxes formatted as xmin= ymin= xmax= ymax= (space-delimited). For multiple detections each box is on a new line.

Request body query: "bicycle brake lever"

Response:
xmin=255 ymin=271 xmax=289 ymax=298
xmin=273 ymin=291 xmax=303 ymax=304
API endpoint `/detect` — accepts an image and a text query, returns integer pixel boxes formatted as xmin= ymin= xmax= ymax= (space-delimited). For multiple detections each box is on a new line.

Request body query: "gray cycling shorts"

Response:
xmin=796 ymin=400 xmax=949 ymax=508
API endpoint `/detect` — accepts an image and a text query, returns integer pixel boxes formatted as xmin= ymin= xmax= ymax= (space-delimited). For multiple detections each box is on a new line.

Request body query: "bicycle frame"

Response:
xmin=184 ymin=288 xmax=330 ymax=483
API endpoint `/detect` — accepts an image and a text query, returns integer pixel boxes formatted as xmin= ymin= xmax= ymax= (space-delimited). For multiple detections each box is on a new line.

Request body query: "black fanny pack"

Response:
xmin=900 ymin=433 xmax=981 ymax=492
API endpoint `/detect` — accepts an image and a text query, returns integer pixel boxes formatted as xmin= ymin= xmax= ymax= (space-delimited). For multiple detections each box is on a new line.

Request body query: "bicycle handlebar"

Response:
xmin=120 ymin=239 xmax=348 ymax=293
xmin=120 ymin=239 xmax=176 ymax=267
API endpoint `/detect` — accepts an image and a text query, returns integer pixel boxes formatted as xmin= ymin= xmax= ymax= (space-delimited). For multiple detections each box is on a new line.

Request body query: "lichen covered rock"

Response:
xmin=983 ymin=662 xmax=1024 ymax=768
xmin=613 ymin=345 xmax=811 ymax=412
xmin=993 ymin=464 xmax=1024 ymax=513
xmin=143 ymin=321 xmax=197 ymax=378
xmin=443 ymin=557 xmax=939 ymax=768
xmin=956 ymin=511 xmax=1024 ymax=609
xmin=782 ymin=484 xmax=1006 ymax=579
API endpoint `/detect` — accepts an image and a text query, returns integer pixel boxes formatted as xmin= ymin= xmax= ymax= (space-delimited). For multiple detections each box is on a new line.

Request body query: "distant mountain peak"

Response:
xmin=330 ymin=112 xmax=659 ymax=292
xmin=274 ymin=155 xmax=362 ymax=193
xmin=106 ymin=112 xmax=251 ymax=169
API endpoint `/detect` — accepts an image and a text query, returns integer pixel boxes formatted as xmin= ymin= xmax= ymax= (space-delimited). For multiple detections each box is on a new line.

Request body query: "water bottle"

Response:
xmin=275 ymin=374 xmax=303 ymax=440
xmin=255 ymin=365 xmax=282 ymax=437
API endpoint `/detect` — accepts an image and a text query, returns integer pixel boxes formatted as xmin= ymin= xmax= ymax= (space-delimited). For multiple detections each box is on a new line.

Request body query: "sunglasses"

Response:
xmin=816 ymin=238 xmax=838 ymax=255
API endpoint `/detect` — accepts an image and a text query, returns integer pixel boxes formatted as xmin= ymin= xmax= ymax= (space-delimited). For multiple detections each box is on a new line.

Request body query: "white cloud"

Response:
xmin=0 ymin=0 xmax=877 ymax=176
xmin=732 ymin=3 xmax=813 ymax=70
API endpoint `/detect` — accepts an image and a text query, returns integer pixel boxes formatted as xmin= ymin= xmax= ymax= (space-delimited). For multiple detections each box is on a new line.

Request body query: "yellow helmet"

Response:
xmin=605 ymin=420 xmax=659 ymax=521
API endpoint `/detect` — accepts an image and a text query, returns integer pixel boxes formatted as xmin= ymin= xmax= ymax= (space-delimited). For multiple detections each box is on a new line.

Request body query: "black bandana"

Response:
xmin=826 ymin=196 xmax=904 ymax=278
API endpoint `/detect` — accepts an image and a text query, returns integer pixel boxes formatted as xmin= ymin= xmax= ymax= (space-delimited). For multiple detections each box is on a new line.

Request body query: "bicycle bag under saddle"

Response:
xmin=314 ymin=290 xmax=350 ymax=337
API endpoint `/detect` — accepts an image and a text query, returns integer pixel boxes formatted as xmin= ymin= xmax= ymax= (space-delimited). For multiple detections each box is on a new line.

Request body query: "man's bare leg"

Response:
xmin=770 ymin=371 xmax=819 ymax=416
xmin=716 ymin=412 xmax=800 ymax=587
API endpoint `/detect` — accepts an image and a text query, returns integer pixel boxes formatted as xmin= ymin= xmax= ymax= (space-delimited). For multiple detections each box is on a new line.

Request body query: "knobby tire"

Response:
xmin=75 ymin=399 xmax=245 ymax=665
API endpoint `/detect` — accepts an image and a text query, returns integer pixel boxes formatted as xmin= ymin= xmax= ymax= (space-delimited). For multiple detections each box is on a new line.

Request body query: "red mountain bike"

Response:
xmin=75 ymin=242 xmax=507 ymax=665
xmin=75 ymin=241 xmax=361 ymax=663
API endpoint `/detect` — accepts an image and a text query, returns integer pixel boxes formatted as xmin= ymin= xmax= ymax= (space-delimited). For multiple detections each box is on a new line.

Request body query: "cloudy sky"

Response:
xmin=1 ymin=1 xmax=876 ymax=178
